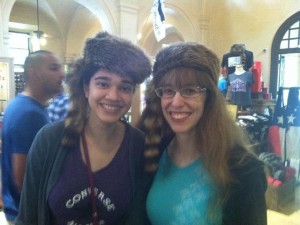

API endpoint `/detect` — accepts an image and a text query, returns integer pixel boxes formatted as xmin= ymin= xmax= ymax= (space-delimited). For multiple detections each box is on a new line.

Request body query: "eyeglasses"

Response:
xmin=155 ymin=86 xmax=207 ymax=98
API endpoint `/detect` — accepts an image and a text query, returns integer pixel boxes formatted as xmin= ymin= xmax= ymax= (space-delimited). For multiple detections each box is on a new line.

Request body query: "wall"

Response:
xmin=207 ymin=0 xmax=300 ymax=89
xmin=9 ymin=1 xmax=65 ymax=59
xmin=1 ymin=0 xmax=300 ymax=118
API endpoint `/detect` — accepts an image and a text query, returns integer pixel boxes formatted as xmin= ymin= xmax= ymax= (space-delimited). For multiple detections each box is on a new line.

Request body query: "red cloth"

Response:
xmin=268 ymin=126 xmax=282 ymax=156
xmin=267 ymin=176 xmax=282 ymax=187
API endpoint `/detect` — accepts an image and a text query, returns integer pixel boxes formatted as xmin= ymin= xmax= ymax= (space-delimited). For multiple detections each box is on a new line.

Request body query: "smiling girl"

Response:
xmin=16 ymin=32 xmax=151 ymax=225
xmin=138 ymin=42 xmax=267 ymax=225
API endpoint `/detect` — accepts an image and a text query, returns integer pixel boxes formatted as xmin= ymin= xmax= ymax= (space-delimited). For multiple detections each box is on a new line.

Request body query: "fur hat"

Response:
xmin=152 ymin=42 xmax=220 ymax=84
xmin=83 ymin=31 xmax=152 ymax=84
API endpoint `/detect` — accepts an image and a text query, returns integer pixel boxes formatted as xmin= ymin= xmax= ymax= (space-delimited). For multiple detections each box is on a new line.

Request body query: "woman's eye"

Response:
xmin=50 ymin=65 xmax=61 ymax=71
xmin=119 ymin=85 xmax=134 ymax=93
xmin=96 ymin=82 xmax=109 ymax=88
xmin=163 ymin=88 xmax=175 ymax=95
xmin=183 ymin=88 xmax=197 ymax=95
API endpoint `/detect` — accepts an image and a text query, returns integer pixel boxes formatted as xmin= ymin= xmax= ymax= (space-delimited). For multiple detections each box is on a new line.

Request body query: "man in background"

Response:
xmin=48 ymin=87 xmax=69 ymax=123
xmin=1 ymin=50 xmax=64 ymax=224
xmin=221 ymin=43 xmax=254 ymax=76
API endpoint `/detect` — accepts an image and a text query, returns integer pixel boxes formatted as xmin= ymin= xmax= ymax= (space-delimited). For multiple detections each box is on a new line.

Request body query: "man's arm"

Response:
xmin=12 ymin=153 xmax=27 ymax=193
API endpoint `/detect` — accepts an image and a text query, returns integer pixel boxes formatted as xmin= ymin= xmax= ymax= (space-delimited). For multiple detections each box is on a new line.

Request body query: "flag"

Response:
xmin=268 ymin=87 xmax=286 ymax=157
xmin=284 ymin=87 xmax=300 ymax=177
xmin=158 ymin=0 xmax=165 ymax=22
xmin=151 ymin=0 xmax=166 ymax=42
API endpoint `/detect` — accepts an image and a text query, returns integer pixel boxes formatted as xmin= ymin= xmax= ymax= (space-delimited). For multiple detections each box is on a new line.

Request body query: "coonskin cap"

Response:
xmin=84 ymin=31 xmax=152 ymax=84
xmin=153 ymin=42 xmax=220 ymax=84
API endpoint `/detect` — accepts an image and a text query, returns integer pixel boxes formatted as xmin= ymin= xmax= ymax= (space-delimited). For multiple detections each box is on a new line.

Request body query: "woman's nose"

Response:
xmin=105 ymin=86 xmax=119 ymax=99
xmin=170 ymin=92 xmax=185 ymax=106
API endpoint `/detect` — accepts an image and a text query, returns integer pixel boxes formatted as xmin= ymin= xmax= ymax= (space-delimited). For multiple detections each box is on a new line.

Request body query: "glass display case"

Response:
xmin=0 ymin=57 xmax=15 ymax=113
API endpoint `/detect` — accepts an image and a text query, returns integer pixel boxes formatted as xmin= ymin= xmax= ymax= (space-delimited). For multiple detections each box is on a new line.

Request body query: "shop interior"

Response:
xmin=0 ymin=0 xmax=299 ymax=224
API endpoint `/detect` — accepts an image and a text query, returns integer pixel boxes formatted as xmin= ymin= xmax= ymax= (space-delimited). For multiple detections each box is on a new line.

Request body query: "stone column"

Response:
xmin=0 ymin=0 xmax=16 ymax=57
xmin=119 ymin=2 xmax=142 ymax=125
xmin=198 ymin=16 xmax=210 ymax=45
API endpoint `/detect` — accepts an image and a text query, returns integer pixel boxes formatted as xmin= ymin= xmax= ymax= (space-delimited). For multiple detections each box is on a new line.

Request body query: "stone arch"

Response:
xmin=270 ymin=11 xmax=300 ymax=97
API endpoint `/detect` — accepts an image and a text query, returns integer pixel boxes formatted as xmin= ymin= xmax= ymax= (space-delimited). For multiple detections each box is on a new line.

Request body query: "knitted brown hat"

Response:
xmin=83 ymin=31 xmax=152 ymax=84
xmin=152 ymin=42 xmax=220 ymax=84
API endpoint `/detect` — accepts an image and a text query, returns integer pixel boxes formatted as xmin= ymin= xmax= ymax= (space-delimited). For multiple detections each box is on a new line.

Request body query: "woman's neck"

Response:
xmin=84 ymin=119 xmax=124 ymax=147
xmin=235 ymin=65 xmax=245 ymax=75
xmin=81 ymin=120 xmax=125 ymax=171
xmin=168 ymin=134 xmax=201 ymax=167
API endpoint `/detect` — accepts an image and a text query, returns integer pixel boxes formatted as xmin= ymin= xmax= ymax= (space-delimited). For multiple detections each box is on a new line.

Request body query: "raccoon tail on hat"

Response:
xmin=137 ymin=82 xmax=166 ymax=172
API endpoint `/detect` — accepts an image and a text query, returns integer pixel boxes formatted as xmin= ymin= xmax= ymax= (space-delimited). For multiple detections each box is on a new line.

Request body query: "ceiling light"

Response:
xmin=31 ymin=0 xmax=46 ymax=50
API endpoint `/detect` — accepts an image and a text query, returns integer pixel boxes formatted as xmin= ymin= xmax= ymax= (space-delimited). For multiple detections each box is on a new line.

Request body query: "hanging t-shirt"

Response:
xmin=228 ymin=71 xmax=254 ymax=106
xmin=146 ymin=150 xmax=221 ymax=225
xmin=48 ymin=126 xmax=132 ymax=225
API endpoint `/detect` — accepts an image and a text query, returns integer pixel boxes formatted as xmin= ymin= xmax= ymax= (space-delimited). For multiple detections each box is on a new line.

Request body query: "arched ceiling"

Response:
xmin=9 ymin=0 xmax=111 ymax=58
xmin=8 ymin=0 xmax=204 ymax=59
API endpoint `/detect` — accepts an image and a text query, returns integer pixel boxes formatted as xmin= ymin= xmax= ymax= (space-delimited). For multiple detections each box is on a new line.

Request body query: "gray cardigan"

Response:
xmin=15 ymin=121 xmax=146 ymax=225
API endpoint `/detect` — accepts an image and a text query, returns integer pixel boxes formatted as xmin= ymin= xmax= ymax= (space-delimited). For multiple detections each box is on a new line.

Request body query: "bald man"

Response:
xmin=1 ymin=50 xmax=64 ymax=223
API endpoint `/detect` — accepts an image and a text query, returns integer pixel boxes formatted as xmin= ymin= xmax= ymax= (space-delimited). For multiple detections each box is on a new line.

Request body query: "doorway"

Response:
xmin=270 ymin=11 xmax=300 ymax=99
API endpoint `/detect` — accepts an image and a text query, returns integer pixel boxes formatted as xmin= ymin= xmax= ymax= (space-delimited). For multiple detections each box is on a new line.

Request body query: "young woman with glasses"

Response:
xmin=137 ymin=42 xmax=267 ymax=225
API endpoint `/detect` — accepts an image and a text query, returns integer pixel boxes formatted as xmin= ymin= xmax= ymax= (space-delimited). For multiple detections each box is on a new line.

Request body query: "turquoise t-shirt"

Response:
xmin=146 ymin=150 xmax=222 ymax=225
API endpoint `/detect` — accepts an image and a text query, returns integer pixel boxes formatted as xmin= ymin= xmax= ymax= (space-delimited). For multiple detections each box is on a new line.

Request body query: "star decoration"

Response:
xmin=287 ymin=114 xmax=296 ymax=124
xmin=277 ymin=116 xmax=284 ymax=124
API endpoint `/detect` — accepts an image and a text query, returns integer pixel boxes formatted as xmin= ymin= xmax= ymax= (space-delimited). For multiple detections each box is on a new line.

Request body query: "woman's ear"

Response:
xmin=83 ymin=84 xmax=89 ymax=98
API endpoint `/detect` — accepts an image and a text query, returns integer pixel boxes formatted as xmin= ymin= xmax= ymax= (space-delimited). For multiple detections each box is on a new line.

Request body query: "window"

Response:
xmin=9 ymin=32 xmax=30 ymax=95
xmin=270 ymin=12 xmax=300 ymax=98
xmin=9 ymin=32 xmax=30 ymax=67
xmin=280 ymin=21 xmax=300 ymax=49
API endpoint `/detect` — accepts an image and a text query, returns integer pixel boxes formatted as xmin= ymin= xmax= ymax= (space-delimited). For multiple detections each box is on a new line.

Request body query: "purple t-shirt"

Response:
xmin=229 ymin=71 xmax=254 ymax=106
xmin=48 ymin=128 xmax=132 ymax=225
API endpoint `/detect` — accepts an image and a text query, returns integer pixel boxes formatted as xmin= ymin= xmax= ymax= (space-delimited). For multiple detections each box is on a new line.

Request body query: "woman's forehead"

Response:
xmin=160 ymin=69 xmax=207 ymax=86
xmin=93 ymin=69 xmax=134 ymax=83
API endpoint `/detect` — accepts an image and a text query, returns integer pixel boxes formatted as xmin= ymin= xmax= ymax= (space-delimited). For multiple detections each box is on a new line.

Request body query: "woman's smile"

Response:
xmin=169 ymin=111 xmax=191 ymax=120
xmin=100 ymin=102 xmax=122 ymax=113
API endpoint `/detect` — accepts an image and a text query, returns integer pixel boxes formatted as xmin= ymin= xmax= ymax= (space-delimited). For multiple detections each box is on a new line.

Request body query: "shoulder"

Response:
xmin=245 ymin=71 xmax=254 ymax=79
xmin=5 ymin=95 xmax=30 ymax=112
xmin=36 ymin=121 xmax=65 ymax=141
xmin=224 ymin=146 xmax=267 ymax=225
xmin=27 ymin=121 xmax=66 ymax=163
xmin=228 ymin=73 xmax=235 ymax=79
xmin=30 ymin=122 xmax=65 ymax=157
xmin=229 ymin=146 xmax=266 ymax=182
xmin=127 ymin=123 xmax=145 ymax=139
xmin=124 ymin=123 xmax=146 ymax=150
xmin=41 ymin=120 xmax=65 ymax=131
xmin=245 ymin=50 xmax=254 ymax=57
xmin=221 ymin=53 xmax=230 ymax=64
xmin=222 ymin=52 xmax=231 ymax=59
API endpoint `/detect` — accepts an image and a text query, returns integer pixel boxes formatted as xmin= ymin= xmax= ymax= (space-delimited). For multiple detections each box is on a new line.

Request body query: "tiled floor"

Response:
xmin=0 ymin=211 xmax=9 ymax=225
xmin=268 ymin=180 xmax=300 ymax=225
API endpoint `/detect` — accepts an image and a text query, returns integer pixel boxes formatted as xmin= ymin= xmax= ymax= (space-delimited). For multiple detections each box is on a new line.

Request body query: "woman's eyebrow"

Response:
xmin=93 ymin=76 xmax=109 ymax=81
xmin=121 ymin=79 xmax=134 ymax=85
